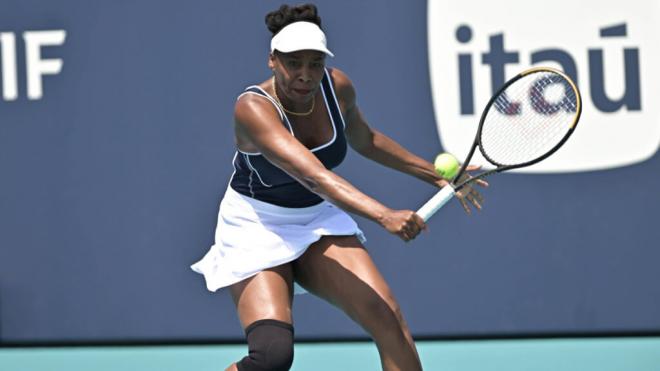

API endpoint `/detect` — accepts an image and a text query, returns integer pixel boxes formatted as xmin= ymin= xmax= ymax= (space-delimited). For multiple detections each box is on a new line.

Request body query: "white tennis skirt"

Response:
xmin=190 ymin=187 xmax=366 ymax=294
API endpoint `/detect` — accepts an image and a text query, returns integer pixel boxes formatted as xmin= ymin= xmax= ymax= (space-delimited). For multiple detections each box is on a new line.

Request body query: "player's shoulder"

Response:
xmin=234 ymin=86 xmax=279 ymax=124
xmin=327 ymin=67 xmax=356 ymax=104
xmin=328 ymin=67 xmax=353 ymax=90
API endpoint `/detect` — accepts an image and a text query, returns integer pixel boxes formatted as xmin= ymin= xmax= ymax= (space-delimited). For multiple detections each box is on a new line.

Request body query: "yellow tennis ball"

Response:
xmin=434 ymin=153 xmax=460 ymax=180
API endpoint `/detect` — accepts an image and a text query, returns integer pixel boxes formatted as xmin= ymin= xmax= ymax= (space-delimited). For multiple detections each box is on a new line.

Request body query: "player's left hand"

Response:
xmin=434 ymin=164 xmax=488 ymax=215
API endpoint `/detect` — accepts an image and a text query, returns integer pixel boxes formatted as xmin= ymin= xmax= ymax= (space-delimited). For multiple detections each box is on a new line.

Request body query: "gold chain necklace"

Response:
xmin=271 ymin=76 xmax=315 ymax=116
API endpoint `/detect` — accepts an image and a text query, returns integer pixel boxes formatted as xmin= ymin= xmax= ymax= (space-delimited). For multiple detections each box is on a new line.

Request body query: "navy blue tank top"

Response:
xmin=229 ymin=68 xmax=348 ymax=208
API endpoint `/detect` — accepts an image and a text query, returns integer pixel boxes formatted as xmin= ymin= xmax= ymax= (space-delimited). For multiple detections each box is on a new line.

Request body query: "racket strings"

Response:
xmin=480 ymin=72 xmax=578 ymax=166
xmin=485 ymin=109 xmax=571 ymax=162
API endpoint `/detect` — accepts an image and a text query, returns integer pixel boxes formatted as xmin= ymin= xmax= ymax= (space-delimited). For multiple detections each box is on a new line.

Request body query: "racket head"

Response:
xmin=476 ymin=67 xmax=582 ymax=170
xmin=421 ymin=67 xmax=581 ymax=221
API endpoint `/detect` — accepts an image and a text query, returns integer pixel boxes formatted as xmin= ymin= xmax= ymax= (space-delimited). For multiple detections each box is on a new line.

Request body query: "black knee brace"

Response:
xmin=236 ymin=319 xmax=294 ymax=371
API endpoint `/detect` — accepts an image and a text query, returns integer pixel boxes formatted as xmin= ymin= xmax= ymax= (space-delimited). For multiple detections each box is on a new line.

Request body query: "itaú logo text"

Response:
xmin=0 ymin=30 xmax=66 ymax=101
xmin=428 ymin=0 xmax=660 ymax=173
xmin=455 ymin=24 xmax=640 ymax=116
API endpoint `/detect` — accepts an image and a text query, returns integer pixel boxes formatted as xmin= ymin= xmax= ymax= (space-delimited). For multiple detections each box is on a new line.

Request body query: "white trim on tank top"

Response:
xmin=235 ymin=69 xmax=340 ymax=156
xmin=324 ymin=69 xmax=347 ymax=130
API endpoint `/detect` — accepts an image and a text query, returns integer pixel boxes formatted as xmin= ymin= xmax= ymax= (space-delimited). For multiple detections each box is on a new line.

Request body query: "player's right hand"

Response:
xmin=379 ymin=209 xmax=427 ymax=242
xmin=453 ymin=165 xmax=488 ymax=215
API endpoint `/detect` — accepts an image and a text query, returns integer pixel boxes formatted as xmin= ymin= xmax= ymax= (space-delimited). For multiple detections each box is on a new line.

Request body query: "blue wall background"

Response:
xmin=0 ymin=0 xmax=658 ymax=343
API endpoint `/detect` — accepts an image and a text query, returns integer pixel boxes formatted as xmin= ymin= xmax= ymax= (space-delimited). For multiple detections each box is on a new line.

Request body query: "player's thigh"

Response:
xmin=293 ymin=236 xmax=403 ymax=328
xmin=229 ymin=263 xmax=294 ymax=329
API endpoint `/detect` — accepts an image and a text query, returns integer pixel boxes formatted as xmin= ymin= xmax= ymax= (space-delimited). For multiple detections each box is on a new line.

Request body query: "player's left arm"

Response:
xmin=332 ymin=68 xmax=486 ymax=213
xmin=332 ymin=68 xmax=446 ymax=186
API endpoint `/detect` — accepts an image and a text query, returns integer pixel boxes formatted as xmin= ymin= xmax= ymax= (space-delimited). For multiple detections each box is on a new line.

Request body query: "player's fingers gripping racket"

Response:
xmin=417 ymin=67 xmax=582 ymax=221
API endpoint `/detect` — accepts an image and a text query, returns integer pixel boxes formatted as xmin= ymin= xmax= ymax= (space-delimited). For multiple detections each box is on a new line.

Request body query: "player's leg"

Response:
xmin=225 ymin=263 xmax=295 ymax=371
xmin=293 ymin=236 xmax=422 ymax=371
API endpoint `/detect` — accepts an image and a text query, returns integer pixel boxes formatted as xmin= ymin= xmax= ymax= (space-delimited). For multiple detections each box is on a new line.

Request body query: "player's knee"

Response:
xmin=236 ymin=319 xmax=294 ymax=371
xmin=360 ymin=295 xmax=406 ymax=335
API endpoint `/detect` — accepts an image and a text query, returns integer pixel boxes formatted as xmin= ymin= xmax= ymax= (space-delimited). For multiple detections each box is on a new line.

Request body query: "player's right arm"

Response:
xmin=234 ymin=94 xmax=425 ymax=241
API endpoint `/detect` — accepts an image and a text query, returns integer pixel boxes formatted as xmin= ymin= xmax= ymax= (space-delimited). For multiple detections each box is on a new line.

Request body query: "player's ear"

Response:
xmin=268 ymin=53 xmax=275 ymax=70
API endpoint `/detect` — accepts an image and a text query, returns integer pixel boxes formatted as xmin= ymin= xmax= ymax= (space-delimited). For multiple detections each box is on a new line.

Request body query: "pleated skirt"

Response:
xmin=190 ymin=187 xmax=366 ymax=294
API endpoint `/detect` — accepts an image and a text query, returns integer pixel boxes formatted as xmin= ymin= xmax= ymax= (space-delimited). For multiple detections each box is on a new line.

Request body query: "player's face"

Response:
xmin=269 ymin=50 xmax=326 ymax=103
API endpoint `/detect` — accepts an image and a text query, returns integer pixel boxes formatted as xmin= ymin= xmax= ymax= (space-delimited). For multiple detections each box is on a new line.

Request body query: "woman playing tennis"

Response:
xmin=192 ymin=4 xmax=487 ymax=371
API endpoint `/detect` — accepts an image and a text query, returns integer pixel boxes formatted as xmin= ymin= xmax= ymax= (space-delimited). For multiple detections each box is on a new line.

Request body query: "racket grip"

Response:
xmin=416 ymin=185 xmax=456 ymax=222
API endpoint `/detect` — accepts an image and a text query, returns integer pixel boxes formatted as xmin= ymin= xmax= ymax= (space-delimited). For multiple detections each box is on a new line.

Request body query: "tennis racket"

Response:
xmin=417 ymin=66 xmax=582 ymax=221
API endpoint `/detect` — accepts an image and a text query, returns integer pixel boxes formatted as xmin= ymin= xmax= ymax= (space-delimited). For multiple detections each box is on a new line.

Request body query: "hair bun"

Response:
xmin=265 ymin=4 xmax=322 ymax=35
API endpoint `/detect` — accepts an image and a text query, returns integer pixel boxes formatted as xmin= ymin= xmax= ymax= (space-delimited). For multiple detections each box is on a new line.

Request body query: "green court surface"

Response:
xmin=1 ymin=337 xmax=659 ymax=371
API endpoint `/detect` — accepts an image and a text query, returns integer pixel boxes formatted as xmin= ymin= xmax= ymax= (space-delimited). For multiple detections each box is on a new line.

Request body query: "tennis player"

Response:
xmin=191 ymin=4 xmax=486 ymax=371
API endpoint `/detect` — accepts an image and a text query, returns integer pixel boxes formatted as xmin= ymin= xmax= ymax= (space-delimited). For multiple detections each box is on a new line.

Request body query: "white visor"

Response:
xmin=270 ymin=21 xmax=334 ymax=57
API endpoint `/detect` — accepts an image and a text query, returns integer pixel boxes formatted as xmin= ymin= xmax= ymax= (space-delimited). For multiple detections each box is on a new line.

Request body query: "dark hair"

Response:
xmin=265 ymin=4 xmax=322 ymax=35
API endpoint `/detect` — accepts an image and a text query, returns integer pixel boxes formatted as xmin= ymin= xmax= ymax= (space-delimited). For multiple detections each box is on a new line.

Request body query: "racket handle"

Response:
xmin=416 ymin=185 xmax=456 ymax=222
